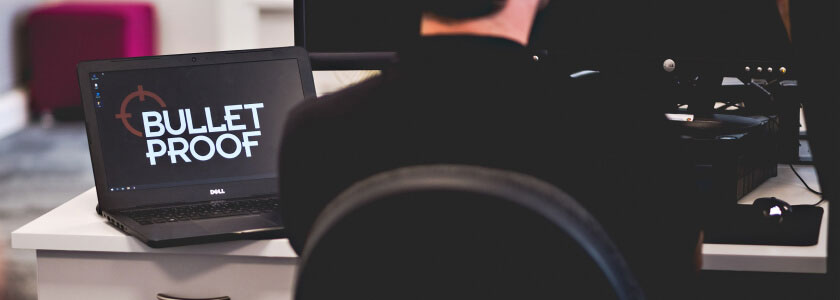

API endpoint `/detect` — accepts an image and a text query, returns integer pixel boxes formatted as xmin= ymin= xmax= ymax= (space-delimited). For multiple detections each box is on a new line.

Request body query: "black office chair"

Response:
xmin=293 ymin=165 xmax=645 ymax=300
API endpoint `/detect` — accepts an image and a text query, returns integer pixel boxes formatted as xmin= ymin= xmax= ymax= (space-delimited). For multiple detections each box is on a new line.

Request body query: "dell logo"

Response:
xmin=210 ymin=189 xmax=226 ymax=195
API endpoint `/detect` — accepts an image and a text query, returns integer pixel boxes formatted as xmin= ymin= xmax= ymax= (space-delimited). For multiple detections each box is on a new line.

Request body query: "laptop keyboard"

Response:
xmin=124 ymin=197 xmax=281 ymax=225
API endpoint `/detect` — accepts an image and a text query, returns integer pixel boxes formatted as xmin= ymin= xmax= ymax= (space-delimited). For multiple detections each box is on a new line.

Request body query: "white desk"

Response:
xmin=12 ymin=188 xmax=298 ymax=300
xmin=12 ymin=164 xmax=827 ymax=299
xmin=702 ymin=164 xmax=827 ymax=274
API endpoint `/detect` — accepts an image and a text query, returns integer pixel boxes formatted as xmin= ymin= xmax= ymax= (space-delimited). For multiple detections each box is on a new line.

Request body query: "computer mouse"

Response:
xmin=753 ymin=197 xmax=793 ymax=223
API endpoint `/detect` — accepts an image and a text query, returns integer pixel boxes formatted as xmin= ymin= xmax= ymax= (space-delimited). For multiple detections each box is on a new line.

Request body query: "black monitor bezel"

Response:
xmin=77 ymin=47 xmax=316 ymax=212
xmin=294 ymin=0 xmax=397 ymax=70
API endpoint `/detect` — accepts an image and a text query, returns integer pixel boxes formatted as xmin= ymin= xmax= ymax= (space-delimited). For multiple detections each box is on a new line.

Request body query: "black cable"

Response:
xmin=788 ymin=164 xmax=825 ymax=205
xmin=789 ymin=164 xmax=822 ymax=195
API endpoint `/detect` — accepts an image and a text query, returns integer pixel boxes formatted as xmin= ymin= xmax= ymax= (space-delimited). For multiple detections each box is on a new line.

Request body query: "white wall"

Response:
xmin=0 ymin=88 xmax=27 ymax=139
xmin=51 ymin=0 xmax=297 ymax=54
xmin=0 ymin=0 xmax=40 ymax=93
xmin=49 ymin=0 xmax=237 ymax=54
xmin=149 ymin=0 xmax=223 ymax=54
xmin=46 ymin=0 xmax=362 ymax=95
xmin=0 ymin=0 xmax=38 ymax=138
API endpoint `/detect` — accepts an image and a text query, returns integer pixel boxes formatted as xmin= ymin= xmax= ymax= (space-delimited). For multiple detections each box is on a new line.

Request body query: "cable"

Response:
xmin=788 ymin=164 xmax=825 ymax=205
xmin=789 ymin=164 xmax=822 ymax=195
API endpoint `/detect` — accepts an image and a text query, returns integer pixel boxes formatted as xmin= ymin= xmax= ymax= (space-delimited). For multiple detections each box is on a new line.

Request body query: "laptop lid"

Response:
xmin=78 ymin=47 xmax=316 ymax=212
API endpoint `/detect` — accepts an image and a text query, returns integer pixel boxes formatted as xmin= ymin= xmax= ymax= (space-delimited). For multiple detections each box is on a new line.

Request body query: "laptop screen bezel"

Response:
xmin=77 ymin=47 xmax=316 ymax=212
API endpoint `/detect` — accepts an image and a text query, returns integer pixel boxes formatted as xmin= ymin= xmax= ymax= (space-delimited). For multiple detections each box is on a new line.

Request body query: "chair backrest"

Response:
xmin=294 ymin=165 xmax=645 ymax=300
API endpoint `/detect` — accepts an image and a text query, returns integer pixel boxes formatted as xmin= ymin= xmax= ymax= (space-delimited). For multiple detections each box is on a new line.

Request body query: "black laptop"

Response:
xmin=77 ymin=47 xmax=315 ymax=248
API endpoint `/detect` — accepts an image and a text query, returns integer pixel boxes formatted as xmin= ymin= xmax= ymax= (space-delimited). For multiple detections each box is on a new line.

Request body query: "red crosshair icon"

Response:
xmin=115 ymin=85 xmax=167 ymax=137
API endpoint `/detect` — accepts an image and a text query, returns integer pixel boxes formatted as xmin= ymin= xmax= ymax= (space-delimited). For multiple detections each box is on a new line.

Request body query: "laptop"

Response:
xmin=77 ymin=47 xmax=316 ymax=248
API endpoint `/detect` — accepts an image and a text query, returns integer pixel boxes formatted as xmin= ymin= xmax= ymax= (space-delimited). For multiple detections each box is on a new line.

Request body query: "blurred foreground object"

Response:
xmin=0 ymin=241 xmax=5 ymax=300
xmin=27 ymin=3 xmax=156 ymax=113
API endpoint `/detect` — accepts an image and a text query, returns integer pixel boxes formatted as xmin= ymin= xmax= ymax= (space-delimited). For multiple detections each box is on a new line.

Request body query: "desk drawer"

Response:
xmin=36 ymin=250 xmax=297 ymax=300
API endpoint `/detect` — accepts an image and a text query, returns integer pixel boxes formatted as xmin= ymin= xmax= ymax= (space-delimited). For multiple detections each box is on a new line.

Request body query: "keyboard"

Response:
xmin=124 ymin=197 xmax=281 ymax=225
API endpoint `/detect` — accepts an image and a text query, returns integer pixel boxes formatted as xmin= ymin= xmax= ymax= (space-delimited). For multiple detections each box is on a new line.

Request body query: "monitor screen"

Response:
xmin=297 ymin=0 xmax=791 ymax=68
xmin=299 ymin=0 xmax=419 ymax=53
xmin=88 ymin=59 xmax=305 ymax=192
xmin=530 ymin=0 xmax=792 ymax=63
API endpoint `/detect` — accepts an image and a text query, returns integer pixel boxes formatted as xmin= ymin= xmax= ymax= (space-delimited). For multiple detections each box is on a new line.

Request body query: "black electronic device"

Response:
xmin=637 ymin=0 xmax=799 ymax=201
xmin=294 ymin=0 xmax=412 ymax=69
xmin=681 ymin=114 xmax=778 ymax=203
xmin=530 ymin=0 xmax=792 ymax=74
xmin=533 ymin=0 xmax=802 ymax=167
xmin=704 ymin=203 xmax=823 ymax=246
xmin=294 ymin=0 xmax=794 ymax=75
xmin=753 ymin=197 xmax=793 ymax=223
xmin=77 ymin=47 xmax=316 ymax=248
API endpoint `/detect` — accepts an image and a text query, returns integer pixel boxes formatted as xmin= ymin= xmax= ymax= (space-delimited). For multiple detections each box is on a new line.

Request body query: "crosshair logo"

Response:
xmin=115 ymin=85 xmax=166 ymax=137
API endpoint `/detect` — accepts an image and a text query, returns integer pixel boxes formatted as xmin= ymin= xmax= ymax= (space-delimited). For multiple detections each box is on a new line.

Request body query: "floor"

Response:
xmin=0 ymin=121 xmax=94 ymax=300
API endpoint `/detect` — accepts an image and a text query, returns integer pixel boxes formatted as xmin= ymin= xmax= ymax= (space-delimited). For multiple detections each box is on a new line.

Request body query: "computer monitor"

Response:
xmin=293 ymin=0 xmax=416 ymax=70
xmin=792 ymin=0 xmax=839 ymax=296
xmin=295 ymin=0 xmax=793 ymax=74
xmin=532 ymin=0 xmax=791 ymax=61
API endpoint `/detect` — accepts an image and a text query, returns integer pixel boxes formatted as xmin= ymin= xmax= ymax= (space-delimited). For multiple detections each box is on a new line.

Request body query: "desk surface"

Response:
xmin=701 ymin=165 xmax=827 ymax=273
xmin=12 ymin=165 xmax=827 ymax=272
xmin=11 ymin=188 xmax=298 ymax=258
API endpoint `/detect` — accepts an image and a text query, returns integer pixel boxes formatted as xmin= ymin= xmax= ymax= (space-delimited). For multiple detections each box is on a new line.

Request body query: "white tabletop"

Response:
xmin=11 ymin=188 xmax=298 ymax=258
xmin=701 ymin=164 xmax=827 ymax=273
xmin=12 ymin=165 xmax=827 ymax=272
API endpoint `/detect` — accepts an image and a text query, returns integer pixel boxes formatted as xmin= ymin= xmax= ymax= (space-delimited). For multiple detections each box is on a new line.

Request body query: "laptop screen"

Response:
xmin=88 ymin=59 xmax=304 ymax=193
